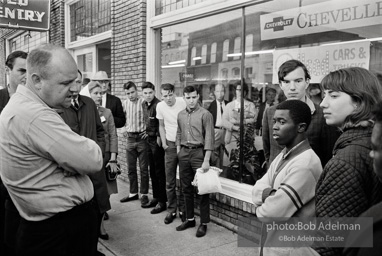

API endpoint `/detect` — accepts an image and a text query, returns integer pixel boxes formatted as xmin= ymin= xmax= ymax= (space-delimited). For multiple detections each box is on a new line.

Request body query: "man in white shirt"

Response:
xmin=156 ymin=83 xmax=186 ymax=224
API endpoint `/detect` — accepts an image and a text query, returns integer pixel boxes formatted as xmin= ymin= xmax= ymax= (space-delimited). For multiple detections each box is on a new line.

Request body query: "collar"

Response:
xmin=144 ymin=97 xmax=158 ymax=106
xmin=186 ymin=103 xmax=200 ymax=113
xmin=281 ymin=139 xmax=311 ymax=160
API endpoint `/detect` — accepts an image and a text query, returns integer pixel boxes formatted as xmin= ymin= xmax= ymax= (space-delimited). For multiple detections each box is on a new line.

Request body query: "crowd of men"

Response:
xmin=1 ymin=43 xmax=382 ymax=256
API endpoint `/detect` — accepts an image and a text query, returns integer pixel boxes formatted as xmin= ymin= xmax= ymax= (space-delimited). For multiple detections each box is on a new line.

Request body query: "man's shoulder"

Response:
xmin=107 ymin=93 xmax=122 ymax=103
xmin=199 ymin=106 xmax=212 ymax=115
xmin=79 ymin=95 xmax=94 ymax=105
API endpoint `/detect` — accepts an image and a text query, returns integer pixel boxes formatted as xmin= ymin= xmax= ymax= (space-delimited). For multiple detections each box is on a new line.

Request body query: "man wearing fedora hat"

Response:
xmin=92 ymin=71 xmax=126 ymax=128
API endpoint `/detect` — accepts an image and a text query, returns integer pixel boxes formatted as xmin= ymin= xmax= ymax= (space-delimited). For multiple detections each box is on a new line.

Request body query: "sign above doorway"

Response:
xmin=0 ymin=0 xmax=51 ymax=31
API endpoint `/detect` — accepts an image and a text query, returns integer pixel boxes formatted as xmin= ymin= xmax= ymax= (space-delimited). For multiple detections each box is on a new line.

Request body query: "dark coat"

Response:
xmin=0 ymin=88 xmax=9 ymax=114
xmin=207 ymin=99 xmax=228 ymax=127
xmin=255 ymin=102 xmax=268 ymax=130
xmin=106 ymin=93 xmax=126 ymax=128
xmin=316 ymin=126 xmax=382 ymax=256
xmin=60 ymin=95 xmax=110 ymax=213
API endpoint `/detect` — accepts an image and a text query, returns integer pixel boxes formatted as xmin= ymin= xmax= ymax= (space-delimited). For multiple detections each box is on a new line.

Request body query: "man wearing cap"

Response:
xmin=91 ymin=71 xmax=126 ymax=128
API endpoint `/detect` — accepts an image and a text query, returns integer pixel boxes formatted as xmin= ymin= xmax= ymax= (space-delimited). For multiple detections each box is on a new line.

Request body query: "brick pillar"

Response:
xmin=111 ymin=0 xmax=147 ymax=181
xmin=49 ymin=0 xmax=65 ymax=47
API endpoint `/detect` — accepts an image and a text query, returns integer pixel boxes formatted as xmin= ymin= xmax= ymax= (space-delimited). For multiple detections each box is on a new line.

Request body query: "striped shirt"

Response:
xmin=123 ymin=97 xmax=146 ymax=133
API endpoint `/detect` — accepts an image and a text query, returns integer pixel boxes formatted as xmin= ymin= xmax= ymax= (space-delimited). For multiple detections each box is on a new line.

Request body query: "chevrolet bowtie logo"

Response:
xmin=264 ymin=16 xmax=294 ymax=31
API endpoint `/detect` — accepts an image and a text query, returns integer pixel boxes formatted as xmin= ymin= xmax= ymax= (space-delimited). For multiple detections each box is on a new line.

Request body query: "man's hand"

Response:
xmin=229 ymin=117 xmax=238 ymax=125
xmin=140 ymin=131 xmax=148 ymax=139
xmin=201 ymin=160 xmax=210 ymax=172
xmin=162 ymin=144 xmax=168 ymax=150
xmin=157 ymin=137 xmax=162 ymax=147
xmin=123 ymin=131 xmax=128 ymax=138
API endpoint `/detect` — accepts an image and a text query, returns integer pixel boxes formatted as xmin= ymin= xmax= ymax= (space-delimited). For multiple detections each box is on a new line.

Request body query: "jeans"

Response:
xmin=147 ymin=136 xmax=167 ymax=203
xmin=165 ymin=140 xmax=184 ymax=214
xmin=126 ymin=136 xmax=149 ymax=194
xmin=178 ymin=147 xmax=210 ymax=224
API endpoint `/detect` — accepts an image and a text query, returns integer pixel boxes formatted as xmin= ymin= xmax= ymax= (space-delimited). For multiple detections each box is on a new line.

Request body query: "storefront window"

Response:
xmin=158 ymin=0 xmax=382 ymax=185
xmin=69 ymin=0 xmax=111 ymax=42
xmin=9 ymin=31 xmax=48 ymax=53
xmin=155 ymin=0 xmax=209 ymax=15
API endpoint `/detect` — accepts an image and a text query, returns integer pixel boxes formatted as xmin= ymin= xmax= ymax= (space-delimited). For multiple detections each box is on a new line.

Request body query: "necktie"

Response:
xmin=72 ymin=100 xmax=79 ymax=110
xmin=220 ymin=102 xmax=223 ymax=114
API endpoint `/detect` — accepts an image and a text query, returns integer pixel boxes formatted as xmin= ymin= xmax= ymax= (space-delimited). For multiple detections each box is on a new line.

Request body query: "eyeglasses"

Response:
xmin=98 ymin=80 xmax=109 ymax=84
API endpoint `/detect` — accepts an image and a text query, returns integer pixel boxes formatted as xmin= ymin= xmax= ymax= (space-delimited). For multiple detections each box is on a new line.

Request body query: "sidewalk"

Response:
xmin=98 ymin=180 xmax=259 ymax=256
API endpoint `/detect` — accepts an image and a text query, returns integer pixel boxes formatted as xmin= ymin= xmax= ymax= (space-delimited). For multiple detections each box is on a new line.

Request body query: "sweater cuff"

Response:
xmin=262 ymin=188 xmax=276 ymax=202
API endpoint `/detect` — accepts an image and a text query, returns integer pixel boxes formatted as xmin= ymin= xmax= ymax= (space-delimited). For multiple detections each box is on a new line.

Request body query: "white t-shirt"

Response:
xmin=156 ymin=97 xmax=186 ymax=142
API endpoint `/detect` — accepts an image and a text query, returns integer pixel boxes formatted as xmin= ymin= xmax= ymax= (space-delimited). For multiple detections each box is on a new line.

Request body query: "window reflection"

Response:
xmin=159 ymin=0 xmax=382 ymax=184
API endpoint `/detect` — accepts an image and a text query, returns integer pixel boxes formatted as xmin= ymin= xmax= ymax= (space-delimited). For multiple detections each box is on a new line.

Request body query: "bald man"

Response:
xmin=0 ymin=44 xmax=103 ymax=256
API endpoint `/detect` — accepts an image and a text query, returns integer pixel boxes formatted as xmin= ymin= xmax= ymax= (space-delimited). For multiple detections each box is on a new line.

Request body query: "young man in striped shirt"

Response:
xmin=120 ymin=81 xmax=150 ymax=207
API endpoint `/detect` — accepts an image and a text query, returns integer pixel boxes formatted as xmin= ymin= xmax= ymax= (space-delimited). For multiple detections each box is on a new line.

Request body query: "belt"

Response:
xmin=182 ymin=145 xmax=203 ymax=149
xmin=127 ymin=132 xmax=144 ymax=138
xmin=214 ymin=126 xmax=224 ymax=129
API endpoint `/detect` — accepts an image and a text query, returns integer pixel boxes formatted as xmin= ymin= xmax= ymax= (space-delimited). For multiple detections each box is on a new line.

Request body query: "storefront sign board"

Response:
xmin=0 ymin=0 xmax=51 ymax=31
xmin=272 ymin=41 xmax=370 ymax=84
xmin=261 ymin=0 xmax=382 ymax=40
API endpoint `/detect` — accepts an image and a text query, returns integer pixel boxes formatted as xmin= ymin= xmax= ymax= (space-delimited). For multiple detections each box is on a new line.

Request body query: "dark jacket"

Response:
xmin=60 ymin=95 xmax=110 ymax=213
xmin=0 ymin=88 xmax=9 ymax=114
xmin=142 ymin=97 xmax=160 ymax=137
xmin=106 ymin=93 xmax=126 ymax=128
xmin=207 ymin=99 xmax=228 ymax=127
xmin=315 ymin=126 xmax=382 ymax=256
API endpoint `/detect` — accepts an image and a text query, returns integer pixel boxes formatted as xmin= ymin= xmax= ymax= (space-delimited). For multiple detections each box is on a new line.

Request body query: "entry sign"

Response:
xmin=0 ymin=0 xmax=51 ymax=31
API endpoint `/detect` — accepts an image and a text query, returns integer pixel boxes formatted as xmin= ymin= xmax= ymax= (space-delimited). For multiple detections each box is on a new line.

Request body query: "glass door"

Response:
xmin=73 ymin=46 xmax=96 ymax=81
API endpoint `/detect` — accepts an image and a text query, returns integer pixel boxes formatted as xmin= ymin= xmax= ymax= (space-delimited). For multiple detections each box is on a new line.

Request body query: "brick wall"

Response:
xmin=0 ymin=31 xmax=7 ymax=89
xmin=111 ymin=0 xmax=147 ymax=181
xmin=49 ymin=0 xmax=65 ymax=47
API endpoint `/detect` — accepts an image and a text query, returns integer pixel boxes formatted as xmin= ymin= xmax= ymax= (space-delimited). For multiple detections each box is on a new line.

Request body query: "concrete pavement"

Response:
xmin=98 ymin=180 xmax=259 ymax=256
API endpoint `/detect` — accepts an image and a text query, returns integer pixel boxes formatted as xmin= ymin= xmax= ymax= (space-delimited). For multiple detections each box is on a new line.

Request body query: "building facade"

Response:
xmin=1 ymin=0 xmax=382 ymax=236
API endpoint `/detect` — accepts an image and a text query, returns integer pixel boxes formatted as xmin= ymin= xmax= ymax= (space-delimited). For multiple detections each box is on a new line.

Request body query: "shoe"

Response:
xmin=140 ymin=195 xmax=149 ymax=206
xmin=196 ymin=224 xmax=207 ymax=237
xmin=176 ymin=219 xmax=196 ymax=231
xmin=103 ymin=212 xmax=109 ymax=220
xmin=141 ymin=199 xmax=158 ymax=208
xmin=179 ymin=212 xmax=186 ymax=222
xmin=99 ymin=233 xmax=109 ymax=240
xmin=164 ymin=212 xmax=176 ymax=224
xmin=120 ymin=194 xmax=139 ymax=203
xmin=151 ymin=203 xmax=167 ymax=214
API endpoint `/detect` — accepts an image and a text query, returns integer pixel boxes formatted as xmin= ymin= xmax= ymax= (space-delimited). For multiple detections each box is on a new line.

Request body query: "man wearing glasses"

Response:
xmin=91 ymin=71 xmax=126 ymax=128
xmin=262 ymin=59 xmax=339 ymax=168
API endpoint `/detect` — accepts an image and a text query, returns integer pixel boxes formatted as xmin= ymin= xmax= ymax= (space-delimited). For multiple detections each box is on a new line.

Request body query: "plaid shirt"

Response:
xmin=262 ymin=97 xmax=340 ymax=168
